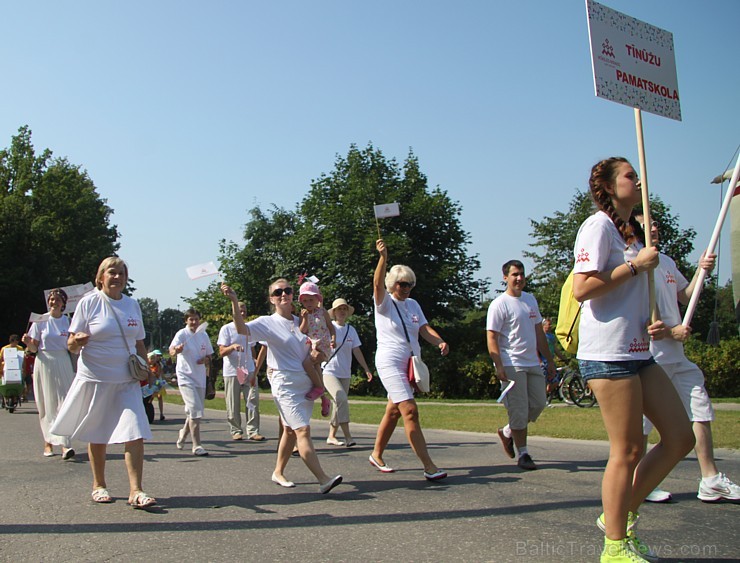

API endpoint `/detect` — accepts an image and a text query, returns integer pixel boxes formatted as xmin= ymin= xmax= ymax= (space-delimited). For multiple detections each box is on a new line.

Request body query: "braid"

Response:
xmin=588 ymin=157 xmax=637 ymax=245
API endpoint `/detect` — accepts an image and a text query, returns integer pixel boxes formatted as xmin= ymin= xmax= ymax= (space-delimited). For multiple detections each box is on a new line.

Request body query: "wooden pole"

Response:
xmin=634 ymin=108 xmax=658 ymax=323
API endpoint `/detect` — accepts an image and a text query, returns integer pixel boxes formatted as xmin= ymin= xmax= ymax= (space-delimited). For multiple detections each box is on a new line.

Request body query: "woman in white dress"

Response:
xmin=322 ymin=298 xmax=373 ymax=447
xmin=222 ymin=280 xmax=343 ymax=494
xmin=370 ymin=239 xmax=449 ymax=481
xmin=22 ymin=288 xmax=75 ymax=459
xmin=51 ymin=257 xmax=155 ymax=508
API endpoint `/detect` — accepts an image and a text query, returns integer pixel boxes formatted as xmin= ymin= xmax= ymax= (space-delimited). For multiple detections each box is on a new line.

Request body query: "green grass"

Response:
xmin=164 ymin=394 xmax=740 ymax=450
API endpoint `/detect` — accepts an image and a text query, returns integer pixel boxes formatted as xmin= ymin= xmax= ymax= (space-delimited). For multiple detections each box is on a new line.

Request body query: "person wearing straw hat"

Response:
xmin=635 ymin=214 xmax=739 ymax=504
xmin=22 ymin=288 xmax=76 ymax=460
xmin=369 ymin=239 xmax=448 ymax=481
xmin=323 ymin=298 xmax=373 ymax=447
xmin=169 ymin=308 xmax=213 ymax=456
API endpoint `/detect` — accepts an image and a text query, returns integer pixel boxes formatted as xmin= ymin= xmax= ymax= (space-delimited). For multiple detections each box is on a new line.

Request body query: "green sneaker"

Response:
xmin=601 ymin=538 xmax=649 ymax=562
xmin=596 ymin=511 xmax=639 ymax=533
xmin=627 ymin=529 xmax=658 ymax=561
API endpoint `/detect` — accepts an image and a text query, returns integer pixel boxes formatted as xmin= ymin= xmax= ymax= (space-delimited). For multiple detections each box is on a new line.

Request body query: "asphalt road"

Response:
xmin=1 ymin=399 xmax=737 ymax=562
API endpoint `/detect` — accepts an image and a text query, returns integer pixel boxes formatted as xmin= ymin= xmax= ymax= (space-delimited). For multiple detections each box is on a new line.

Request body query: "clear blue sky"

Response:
xmin=3 ymin=1 xmax=739 ymax=311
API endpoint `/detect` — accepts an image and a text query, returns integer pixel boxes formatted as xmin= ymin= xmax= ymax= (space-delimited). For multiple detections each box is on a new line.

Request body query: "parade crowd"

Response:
xmin=2 ymin=157 xmax=738 ymax=563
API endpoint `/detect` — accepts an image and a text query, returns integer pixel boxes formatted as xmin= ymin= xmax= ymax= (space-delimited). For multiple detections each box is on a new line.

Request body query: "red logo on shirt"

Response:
xmin=665 ymin=272 xmax=676 ymax=285
xmin=529 ymin=309 xmax=537 ymax=319
xmin=576 ymin=248 xmax=590 ymax=263
xmin=628 ymin=338 xmax=650 ymax=354
xmin=127 ymin=318 xmax=138 ymax=327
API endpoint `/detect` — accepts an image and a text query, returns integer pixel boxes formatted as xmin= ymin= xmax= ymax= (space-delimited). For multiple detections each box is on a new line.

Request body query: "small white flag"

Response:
xmin=373 ymin=202 xmax=400 ymax=219
xmin=186 ymin=261 xmax=219 ymax=280
xmin=307 ymin=275 xmax=319 ymax=284
xmin=29 ymin=312 xmax=50 ymax=323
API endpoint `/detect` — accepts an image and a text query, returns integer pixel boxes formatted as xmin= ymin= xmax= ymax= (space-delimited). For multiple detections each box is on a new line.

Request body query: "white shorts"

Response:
xmin=270 ymin=369 xmax=314 ymax=430
xmin=377 ymin=360 xmax=415 ymax=404
xmin=179 ymin=384 xmax=205 ymax=419
xmin=643 ymin=359 xmax=715 ymax=435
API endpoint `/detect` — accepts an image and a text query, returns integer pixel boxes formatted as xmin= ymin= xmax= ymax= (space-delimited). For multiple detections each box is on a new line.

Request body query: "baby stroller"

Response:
xmin=1 ymin=348 xmax=25 ymax=413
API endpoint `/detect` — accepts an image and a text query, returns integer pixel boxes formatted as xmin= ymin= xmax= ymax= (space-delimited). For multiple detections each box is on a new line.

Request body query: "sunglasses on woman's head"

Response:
xmin=271 ymin=287 xmax=293 ymax=297
xmin=397 ymin=282 xmax=414 ymax=289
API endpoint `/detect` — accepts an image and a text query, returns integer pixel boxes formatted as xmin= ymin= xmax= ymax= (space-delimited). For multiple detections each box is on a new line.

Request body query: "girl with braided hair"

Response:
xmin=572 ymin=157 xmax=694 ymax=562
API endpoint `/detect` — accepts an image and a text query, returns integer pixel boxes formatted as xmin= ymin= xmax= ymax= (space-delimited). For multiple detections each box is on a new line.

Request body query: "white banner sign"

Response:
xmin=43 ymin=282 xmax=94 ymax=314
xmin=586 ymin=0 xmax=681 ymax=121
xmin=373 ymin=202 xmax=400 ymax=219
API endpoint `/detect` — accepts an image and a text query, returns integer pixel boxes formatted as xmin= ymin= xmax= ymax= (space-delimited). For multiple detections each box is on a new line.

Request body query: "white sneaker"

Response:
xmin=697 ymin=473 xmax=740 ymax=501
xmin=644 ymin=487 xmax=672 ymax=503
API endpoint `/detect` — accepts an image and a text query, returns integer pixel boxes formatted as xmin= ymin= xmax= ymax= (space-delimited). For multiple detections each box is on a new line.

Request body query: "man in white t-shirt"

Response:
xmin=487 ymin=260 xmax=556 ymax=470
xmin=637 ymin=216 xmax=739 ymax=503
xmin=218 ymin=301 xmax=264 ymax=442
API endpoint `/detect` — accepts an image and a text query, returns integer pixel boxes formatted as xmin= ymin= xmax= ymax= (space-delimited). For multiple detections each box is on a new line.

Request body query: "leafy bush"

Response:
xmin=683 ymin=337 xmax=740 ymax=397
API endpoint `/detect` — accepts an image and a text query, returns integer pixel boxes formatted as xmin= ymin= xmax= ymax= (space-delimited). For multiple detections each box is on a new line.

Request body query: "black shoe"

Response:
xmin=497 ymin=427 xmax=515 ymax=459
xmin=517 ymin=453 xmax=537 ymax=470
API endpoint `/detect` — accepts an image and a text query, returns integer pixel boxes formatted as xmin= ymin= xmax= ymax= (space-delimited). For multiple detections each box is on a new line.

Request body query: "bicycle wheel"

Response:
xmin=569 ymin=376 xmax=596 ymax=408
xmin=558 ymin=370 xmax=576 ymax=405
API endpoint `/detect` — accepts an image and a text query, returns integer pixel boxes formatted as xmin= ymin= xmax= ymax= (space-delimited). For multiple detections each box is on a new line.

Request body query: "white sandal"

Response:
xmin=192 ymin=446 xmax=209 ymax=456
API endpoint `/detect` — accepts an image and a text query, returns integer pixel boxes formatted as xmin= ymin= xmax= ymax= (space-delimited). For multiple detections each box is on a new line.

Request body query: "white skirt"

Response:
xmin=51 ymin=378 xmax=152 ymax=444
xmin=377 ymin=358 xmax=415 ymax=404
xmin=270 ymin=369 xmax=313 ymax=430
xmin=33 ymin=350 xmax=75 ymax=447
xmin=179 ymin=384 xmax=205 ymax=419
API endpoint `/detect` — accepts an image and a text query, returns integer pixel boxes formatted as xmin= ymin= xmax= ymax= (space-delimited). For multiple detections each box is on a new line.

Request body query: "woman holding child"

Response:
xmin=221 ymin=280 xmax=343 ymax=494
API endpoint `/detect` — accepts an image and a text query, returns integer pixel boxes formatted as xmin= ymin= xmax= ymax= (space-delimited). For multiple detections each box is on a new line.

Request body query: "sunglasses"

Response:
xmin=397 ymin=281 xmax=415 ymax=289
xmin=271 ymin=287 xmax=294 ymax=297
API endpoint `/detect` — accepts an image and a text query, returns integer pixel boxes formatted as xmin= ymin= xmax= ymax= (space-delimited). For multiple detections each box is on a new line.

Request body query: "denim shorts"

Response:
xmin=578 ymin=358 xmax=656 ymax=383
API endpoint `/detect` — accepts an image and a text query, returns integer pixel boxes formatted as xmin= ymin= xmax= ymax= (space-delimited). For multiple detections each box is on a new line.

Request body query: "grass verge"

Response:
xmin=164 ymin=394 xmax=739 ymax=450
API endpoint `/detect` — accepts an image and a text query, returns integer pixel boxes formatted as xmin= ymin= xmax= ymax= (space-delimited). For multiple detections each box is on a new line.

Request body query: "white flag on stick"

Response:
xmin=28 ymin=312 xmax=50 ymax=323
xmin=186 ymin=261 xmax=219 ymax=280
xmin=373 ymin=202 xmax=400 ymax=219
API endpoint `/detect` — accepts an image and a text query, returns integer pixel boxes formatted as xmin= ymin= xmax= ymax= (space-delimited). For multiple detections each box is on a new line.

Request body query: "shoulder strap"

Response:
xmin=326 ymin=324 xmax=350 ymax=364
xmin=100 ymin=292 xmax=135 ymax=354
xmin=391 ymin=300 xmax=416 ymax=357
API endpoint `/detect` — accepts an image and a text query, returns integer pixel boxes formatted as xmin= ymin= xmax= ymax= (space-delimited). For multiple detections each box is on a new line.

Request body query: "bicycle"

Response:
xmin=567 ymin=368 xmax=597 ymax=408
xmin=546 ymin=366 xmax=577 ymax=406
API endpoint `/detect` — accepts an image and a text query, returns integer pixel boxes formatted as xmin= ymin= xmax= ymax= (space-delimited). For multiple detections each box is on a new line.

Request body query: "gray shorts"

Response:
xmin=502 ymin=366 xmax=547 ymax=430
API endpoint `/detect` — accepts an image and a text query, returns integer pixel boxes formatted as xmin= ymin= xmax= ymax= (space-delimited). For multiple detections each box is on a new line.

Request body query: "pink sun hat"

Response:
xmin=298 ymin=281 xmax=323 ymax=303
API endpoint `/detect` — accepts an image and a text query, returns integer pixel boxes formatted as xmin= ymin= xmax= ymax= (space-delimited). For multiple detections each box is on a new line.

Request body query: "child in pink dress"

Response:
xmin=298 ymin=282 xmax=335 ymax=414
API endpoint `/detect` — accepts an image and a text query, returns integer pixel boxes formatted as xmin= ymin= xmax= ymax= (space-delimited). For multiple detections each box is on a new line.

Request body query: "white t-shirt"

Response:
xmin=374 ymin=291 xmax=427 ymax=368
xmin=486 ymin=291 xmax=542 ymax=367
xmin=29 ymin=315 xmax=70 ymax=351
xmin=218 ymin=322 xmax=256 ymax=377
xmin=650 ymin=254 xmax=689 ymax=364
xmin=323 ymin=322 xmax=361 ymax=379
xmin=574 ymin=211 xmax=651 ymax=361
xmin=170 ymin=327 xmax=214 ymax=388
xmin=69 ymin=290 xmax=145 ymax=383
xmin=246 ymin=314 xmax=309 ymax=373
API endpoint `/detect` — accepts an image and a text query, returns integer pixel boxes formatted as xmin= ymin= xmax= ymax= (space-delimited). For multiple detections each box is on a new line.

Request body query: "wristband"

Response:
xmin=626 ymin=260 xmax=638 ymax=277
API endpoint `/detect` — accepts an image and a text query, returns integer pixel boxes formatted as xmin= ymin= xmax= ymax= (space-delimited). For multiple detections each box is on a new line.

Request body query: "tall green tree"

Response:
xmin=214 ymin=144 xmax=487 ymax=322
xmin=0 ymin=126 xmax=119 ymax=333
xmin=191 ymin=144 xmax=489 ymax=393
